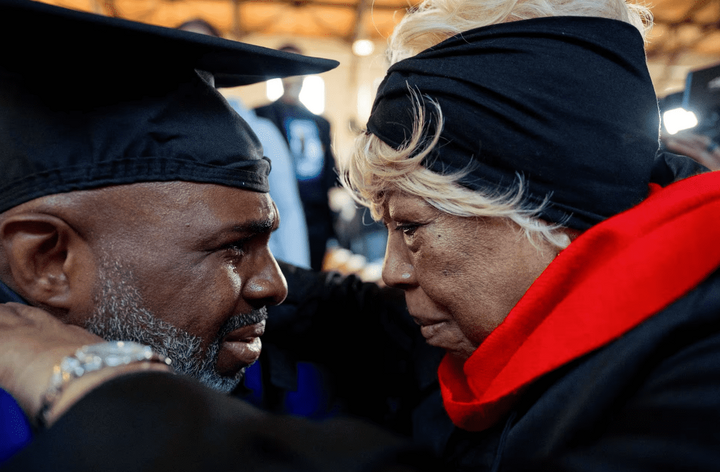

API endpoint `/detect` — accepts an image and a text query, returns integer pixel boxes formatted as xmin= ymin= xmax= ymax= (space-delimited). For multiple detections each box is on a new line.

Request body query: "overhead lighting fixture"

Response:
xmin=352 ymin=39 xmax=374 ymax=57
xmin=662 ymin=108 xmax=699 ymax=135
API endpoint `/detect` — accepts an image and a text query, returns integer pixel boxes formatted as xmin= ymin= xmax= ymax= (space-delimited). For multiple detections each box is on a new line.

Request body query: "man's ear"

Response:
xmin=0 ymin=214 xmax=93 ymax=310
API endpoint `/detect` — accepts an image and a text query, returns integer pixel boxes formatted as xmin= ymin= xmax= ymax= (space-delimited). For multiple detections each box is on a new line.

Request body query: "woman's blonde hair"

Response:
xmin=341 ymin=0 xmax=652 ymax=250
xmin=386 ymin=0 xmax=651 ymax=64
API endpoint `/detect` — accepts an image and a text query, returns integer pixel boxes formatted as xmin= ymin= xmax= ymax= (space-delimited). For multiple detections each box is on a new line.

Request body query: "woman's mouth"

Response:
xmin=412 ymin=315 xmax=450 ymax=341
xmin=412 ymin=315 xmax=475 ymax=357
xmin=419 ymin=320 xmax=450 ymax=344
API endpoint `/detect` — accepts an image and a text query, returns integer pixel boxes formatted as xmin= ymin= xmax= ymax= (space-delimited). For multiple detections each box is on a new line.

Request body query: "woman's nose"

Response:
xmin=382 ymin=231 xmax=416 ymax=289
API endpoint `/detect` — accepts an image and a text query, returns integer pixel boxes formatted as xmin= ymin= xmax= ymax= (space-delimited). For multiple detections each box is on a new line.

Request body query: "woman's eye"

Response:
xmin=396 ymin=223 xmax=419 ymax=237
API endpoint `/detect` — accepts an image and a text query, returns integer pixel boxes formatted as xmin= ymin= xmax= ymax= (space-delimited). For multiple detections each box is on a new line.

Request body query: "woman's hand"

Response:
xmin=0 ymin=303 xmax=102 ymax=421
xmin=0 ymin=303 xmax=172 ymax=427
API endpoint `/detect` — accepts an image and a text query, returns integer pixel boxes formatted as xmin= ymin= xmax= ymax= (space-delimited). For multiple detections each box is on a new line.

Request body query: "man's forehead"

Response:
xmin=65 ymin=181 xmax=275 ymax=237
xmin=164 ymin=184 xmax=278 ymax=242
xmin=120 ymin=181 xmax=273 ymax=213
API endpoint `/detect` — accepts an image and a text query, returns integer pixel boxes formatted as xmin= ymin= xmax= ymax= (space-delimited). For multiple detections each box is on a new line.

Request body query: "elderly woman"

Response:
xmin=249 ymin=1 xmax=720 ymax=469
xmin=330 ymin=0 xmax=720 ymax=468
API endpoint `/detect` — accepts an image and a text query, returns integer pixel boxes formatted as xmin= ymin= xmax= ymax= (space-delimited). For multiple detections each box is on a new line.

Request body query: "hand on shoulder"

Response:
xmin=0 ymin=303 xmax=170 ymax=427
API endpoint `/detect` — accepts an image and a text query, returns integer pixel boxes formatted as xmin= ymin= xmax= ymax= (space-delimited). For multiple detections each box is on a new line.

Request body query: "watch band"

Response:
xmin=36 ymin=341 xmax=172 ymax=428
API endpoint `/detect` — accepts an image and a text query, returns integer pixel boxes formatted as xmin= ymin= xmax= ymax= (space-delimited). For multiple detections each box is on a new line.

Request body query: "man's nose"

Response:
xmin=243 ymin=251 xmax=288 ymax=308
xmin=382 ymin=230 xmax=416 ymax=289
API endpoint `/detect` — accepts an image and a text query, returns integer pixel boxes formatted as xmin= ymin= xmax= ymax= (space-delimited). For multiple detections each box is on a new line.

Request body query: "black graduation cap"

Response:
xmin=0 ymin=0 xmax=339 ymax=213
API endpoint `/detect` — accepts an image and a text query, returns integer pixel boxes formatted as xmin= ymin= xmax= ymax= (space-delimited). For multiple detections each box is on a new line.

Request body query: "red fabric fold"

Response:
xmin=439 ymin=172 xmax=720 ymax=431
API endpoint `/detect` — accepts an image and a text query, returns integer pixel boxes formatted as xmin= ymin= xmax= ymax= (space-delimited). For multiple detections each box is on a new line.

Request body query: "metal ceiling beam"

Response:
xmin=346 ymin=0 xmax=370 ymax=42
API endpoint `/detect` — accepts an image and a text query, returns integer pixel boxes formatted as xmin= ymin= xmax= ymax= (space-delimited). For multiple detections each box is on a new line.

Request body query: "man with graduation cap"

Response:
xmin=0 ymin=1 xmax=438 ymax=470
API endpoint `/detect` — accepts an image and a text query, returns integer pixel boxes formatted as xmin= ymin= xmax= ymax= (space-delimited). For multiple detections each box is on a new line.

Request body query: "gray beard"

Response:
xmin=84 ymin=259 xmax=267 ymax=394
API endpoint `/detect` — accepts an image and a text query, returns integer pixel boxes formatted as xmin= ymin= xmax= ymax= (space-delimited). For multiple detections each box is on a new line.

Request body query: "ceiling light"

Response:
xmin=662 ymin=108 xmax=698 ymax=135
xmin=352 ymin=39 xmax=374 ymax=57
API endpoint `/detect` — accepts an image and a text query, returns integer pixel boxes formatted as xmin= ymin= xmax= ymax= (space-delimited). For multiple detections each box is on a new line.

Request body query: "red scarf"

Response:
xmin=439 ymin=171 xmax=720 ymax=432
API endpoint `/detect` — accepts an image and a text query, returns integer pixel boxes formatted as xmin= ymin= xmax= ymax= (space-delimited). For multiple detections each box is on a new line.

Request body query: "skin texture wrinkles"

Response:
xmin=381 ymin=192 xmax=561 ymax=360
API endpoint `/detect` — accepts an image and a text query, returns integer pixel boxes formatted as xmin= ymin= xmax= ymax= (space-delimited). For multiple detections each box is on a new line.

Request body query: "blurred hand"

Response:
xmin=663 ymin=131 xmax=720 ymax=171
xmin=0 ymin=302 xmax=102 ymax=419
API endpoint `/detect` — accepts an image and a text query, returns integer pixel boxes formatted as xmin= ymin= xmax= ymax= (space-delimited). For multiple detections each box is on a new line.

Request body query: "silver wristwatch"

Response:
xmin=37 ymin=341 xmax=172 ymax=427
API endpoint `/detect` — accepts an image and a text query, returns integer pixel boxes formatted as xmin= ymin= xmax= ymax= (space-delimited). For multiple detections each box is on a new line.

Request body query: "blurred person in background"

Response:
xmin=659 ymin=65 xmax=720 ymax=171
xmin=255 ymin=45 xmax=338 ymax=271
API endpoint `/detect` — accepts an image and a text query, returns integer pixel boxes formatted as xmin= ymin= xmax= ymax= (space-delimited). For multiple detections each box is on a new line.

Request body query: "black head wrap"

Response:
xmin=367 ymin=16 xmax=660 ymax=230
xmin=0 ymin=0 xmax=338 ymax=214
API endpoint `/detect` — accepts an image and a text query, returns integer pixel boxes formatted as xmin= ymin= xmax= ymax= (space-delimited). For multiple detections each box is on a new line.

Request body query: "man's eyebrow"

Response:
xmin=228 ymin=217 xmax=277 ymax=235
xmin=199 ymin=217 xmax=278 ymax=249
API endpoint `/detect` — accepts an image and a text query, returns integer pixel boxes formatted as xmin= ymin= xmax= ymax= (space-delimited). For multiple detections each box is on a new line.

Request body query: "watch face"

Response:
xmin=75 ymin=341 xmax=155 ymax=370
xmin=41 ymin=341 xmax=171 ymax=428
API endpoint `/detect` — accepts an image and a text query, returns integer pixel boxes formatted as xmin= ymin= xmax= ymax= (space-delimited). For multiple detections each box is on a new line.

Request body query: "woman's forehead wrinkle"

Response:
xmin=388 ymin=194 xmax=432 ymax=220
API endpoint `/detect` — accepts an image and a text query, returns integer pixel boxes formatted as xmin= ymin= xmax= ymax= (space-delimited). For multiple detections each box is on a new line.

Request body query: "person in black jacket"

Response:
xmin=253 ymin=0 xmax=720 ymax=470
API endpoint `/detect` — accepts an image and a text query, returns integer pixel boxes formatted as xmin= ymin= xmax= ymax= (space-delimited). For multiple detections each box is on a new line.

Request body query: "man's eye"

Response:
xmin=225 ymin=239 xmax=249 ymax=256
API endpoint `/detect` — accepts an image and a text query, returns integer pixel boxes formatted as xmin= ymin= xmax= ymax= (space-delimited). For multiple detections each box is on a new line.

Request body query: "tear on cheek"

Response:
xmin=226 ymin=265 xmax=243 ymax=292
